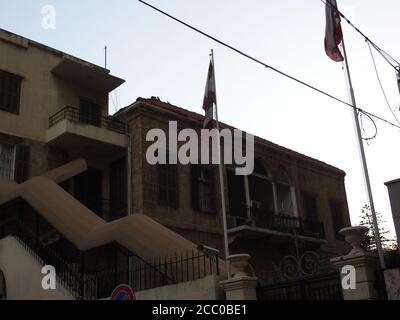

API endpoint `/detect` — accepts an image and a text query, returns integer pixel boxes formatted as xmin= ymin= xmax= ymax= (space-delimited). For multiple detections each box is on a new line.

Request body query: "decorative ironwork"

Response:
xmin=268 ymin=233 xmax=334 ymax=283
xmin=279 ymin=251 xmax=321 ymax=280
xmin=257 ymin=233 xmax=343 ymax=300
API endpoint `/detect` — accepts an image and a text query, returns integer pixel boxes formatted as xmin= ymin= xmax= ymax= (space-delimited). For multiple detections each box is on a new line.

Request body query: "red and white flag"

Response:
xmin=324 ymin=0 xmax=344 ymax=62
xmin=202 ymin=61 xmax=217 ymax=129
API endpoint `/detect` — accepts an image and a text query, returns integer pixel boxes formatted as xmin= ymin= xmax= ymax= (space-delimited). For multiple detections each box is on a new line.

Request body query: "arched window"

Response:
xmin=248 ymin=159 xmax=274 ymax=215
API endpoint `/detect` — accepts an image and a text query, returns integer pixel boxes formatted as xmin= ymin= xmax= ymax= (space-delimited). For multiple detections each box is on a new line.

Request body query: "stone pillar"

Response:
xmin=385 ymin=179 xmax=400 ymax=248
xmin=383 ymin=268 xmax=400 ymax=300
xmin=330 ymin=226 xmax=380 ymax=300
xmin=219 ymin=254 xmax=258 ymax=300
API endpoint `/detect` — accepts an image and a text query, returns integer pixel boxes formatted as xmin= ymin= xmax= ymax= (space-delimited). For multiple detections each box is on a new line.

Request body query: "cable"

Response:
xmin=322 ymin=0 xmax=400 ymax=70
xmin=137 ymin=0 xmax=400 ymax=130
xmin=359 ymin=110 xmax=378 ymax=141
xmin=367 ymin=41 xmax=400 ymax=126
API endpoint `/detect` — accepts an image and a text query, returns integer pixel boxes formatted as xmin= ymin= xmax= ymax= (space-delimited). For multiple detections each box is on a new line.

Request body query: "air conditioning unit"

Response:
xmin=250 ymin=200 xmax=261 ymax=209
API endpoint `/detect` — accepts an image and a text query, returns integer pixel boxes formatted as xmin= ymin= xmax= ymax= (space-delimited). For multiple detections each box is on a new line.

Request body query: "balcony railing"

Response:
xmin=228 ymin=208 xmax=325 ymax=239
xmin=49 ymin=106 xmax=127 ymax=135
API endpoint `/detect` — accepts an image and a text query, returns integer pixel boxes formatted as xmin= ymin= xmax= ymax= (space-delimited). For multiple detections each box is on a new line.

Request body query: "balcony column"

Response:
xmin=272 ymin=182 xmax=279 ymax=214
xmin=243 ymin=176 xmax=252 ymax=221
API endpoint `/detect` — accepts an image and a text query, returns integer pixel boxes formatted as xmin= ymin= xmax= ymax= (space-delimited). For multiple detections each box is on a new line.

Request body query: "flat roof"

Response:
xmin=0 ymin=27 xmax=125 ymax=89
xmin=385 ymin=178 xmax=400 ymax=186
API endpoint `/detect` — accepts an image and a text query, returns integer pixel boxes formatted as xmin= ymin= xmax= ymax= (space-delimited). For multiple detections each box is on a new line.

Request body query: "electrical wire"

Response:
xmin=137 ymin=0 xmax=400 ymax=131
xmin=359 ymin=110 xmax=378 ymax=142
xmin=366 ymin=41 xmax=400 ymax=126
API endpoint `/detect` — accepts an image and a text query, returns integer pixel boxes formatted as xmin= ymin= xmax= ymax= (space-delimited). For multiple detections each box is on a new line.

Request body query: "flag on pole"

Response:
xmin=324 ymin=0 xmax=344 ymax=62
xmin=203 ymin=61 xmax=217 ymax=129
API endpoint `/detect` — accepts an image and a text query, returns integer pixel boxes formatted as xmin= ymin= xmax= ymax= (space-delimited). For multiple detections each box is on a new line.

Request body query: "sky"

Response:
xmin=1 ymin=0 xmax=399 ymax=238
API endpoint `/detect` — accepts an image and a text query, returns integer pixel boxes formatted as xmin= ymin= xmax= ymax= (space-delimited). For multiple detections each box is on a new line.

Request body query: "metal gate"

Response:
xmin=257 ymin=235 xmax=344 ymax=300
xmin=257 ymin=271 xmax=343 ymax=300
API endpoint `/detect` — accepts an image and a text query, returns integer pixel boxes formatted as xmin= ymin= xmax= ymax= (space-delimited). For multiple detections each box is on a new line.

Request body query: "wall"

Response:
xmin=0 ymin=236 xmax=75 ymax=300
xmin=135 ymin=275 xmax=225 ymax=300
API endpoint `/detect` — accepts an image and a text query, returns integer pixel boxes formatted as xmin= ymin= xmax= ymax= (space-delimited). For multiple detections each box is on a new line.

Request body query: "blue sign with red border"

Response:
xmin=111 ymin=284 xmax=136 ymax=300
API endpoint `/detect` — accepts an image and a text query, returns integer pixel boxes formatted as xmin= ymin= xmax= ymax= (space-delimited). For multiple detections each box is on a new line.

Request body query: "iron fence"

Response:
xmin=0 ymin=201 xmax=219 ymax=300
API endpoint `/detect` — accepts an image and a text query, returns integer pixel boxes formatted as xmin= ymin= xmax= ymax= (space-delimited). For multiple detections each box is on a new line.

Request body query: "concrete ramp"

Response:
xmin=0 ymin=159 xmax=207 ymax=264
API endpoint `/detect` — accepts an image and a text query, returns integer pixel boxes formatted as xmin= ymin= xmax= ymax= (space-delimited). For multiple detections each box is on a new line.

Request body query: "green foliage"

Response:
xmin=359 ymin=205 xmax=393 ymax=252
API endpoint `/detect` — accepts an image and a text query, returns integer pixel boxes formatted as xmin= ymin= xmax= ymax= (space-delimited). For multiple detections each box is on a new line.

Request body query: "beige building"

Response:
xmin=0 ymin=28 xmax=351 ymax=299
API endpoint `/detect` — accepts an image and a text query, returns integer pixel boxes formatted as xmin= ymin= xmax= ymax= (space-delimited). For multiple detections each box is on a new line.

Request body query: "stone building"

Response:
xmin=115 ymin=97 xmax=351 ymax=282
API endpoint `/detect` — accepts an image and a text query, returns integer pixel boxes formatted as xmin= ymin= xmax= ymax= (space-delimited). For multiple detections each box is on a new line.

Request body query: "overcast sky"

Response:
xmin=1 ymin=0 xmax=399 ymax=238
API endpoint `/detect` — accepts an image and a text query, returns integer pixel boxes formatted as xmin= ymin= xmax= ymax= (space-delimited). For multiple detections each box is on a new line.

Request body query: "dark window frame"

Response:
xmin=301 ymin=191 xmax=319 ymax=223
xmin=191 ymin=165 xmax=216 ymax=214
xmin=158 ymin=163 xmax=179 ymax=208
xmin=0 ymin=70 xmax=22 ymax=114
xmin=330 ymin=199 xmax=346 ymax=240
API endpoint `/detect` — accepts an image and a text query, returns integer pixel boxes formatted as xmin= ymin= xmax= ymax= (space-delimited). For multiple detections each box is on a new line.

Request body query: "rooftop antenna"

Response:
xmin=104 ymin=45 xmax=108 ymax=69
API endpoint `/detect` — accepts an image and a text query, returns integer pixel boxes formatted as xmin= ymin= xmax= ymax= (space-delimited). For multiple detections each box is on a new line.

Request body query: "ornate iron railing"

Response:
xmin=48 ymin=106 xmax=126 ymax=135
xmin=227 ymin=208 xmax=325 ymax=239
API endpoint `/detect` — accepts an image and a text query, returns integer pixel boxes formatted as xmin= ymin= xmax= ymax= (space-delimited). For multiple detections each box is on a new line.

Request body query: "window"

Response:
xmin=191 ymin=165 xmax=215 ymax=213
xmin=0 ymin=143 xmax=29 ymax=182
xmin=302 ymin=192 xmax=318 ymax=222
xmin=158 ymin=163 xmax=178 ymax=208
xmin=0 ymin=70 xmax=22 ymax=114
xmin=248 ymin=160 xmax=274 ymax=213
xmin=330 ymin=200 xmax=346 ymax=239
xmin=79 ymin=99 xmax=101 ymax=127
xmin=0 ymin=143 xmax=15 ymax=179
xmin=276 ymin=167 xmax=294 ymax=216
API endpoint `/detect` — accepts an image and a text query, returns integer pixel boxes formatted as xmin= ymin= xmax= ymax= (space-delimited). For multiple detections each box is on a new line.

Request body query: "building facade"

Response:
xmin=115 ymin=97 xmax=351 ymax=283
xmin=0 ymin=28 xmax=129 ymax=222
xmin=0 ymin=28 xmax=351 ymax=297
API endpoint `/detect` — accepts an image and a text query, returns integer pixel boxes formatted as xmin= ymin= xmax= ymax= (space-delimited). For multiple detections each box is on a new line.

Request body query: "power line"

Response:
xmin=138 ymin=0 xmax=400 ymax=130
xmin=367 ymin=41 xmax=400 ymax=126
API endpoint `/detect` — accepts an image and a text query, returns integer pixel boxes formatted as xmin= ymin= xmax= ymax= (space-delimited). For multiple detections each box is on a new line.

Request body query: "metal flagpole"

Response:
xmin=341 ymin=36 xmax=386 ymax=270
xmin=210 ymin=49 xmax=231 ymax=278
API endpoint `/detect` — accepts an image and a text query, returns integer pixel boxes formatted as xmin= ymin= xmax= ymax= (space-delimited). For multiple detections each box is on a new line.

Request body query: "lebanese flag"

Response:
xmin=202 ymin=61 xmax=216 ymax=129
xmin=324 ymin=0 xmax=344 ymax=62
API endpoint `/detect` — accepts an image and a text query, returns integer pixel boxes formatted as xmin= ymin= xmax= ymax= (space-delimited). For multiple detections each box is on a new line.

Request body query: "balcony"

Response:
xmin=46 ymin=106 xmax=127 ymax=160
xmin=227 ymin=208 xmax=326 ymax=245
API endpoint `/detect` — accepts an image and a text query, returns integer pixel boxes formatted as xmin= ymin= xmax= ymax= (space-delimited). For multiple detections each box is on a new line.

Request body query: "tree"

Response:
xmin=359 ymin=205 xmax=393 ymax=252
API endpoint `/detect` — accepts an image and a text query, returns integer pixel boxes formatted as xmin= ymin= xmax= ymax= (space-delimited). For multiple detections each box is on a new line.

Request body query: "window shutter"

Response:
xmin=209 ymin=167 xmax=216 ymax=213
xmin=191 ymin=165 xmax=199 ymax=211
xmin=14 ymin=144 xmax=29 ymax=183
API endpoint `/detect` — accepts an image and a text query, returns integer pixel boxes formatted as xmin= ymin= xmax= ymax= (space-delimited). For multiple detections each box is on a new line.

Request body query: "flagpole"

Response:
xmin=340 ymin=35 xmax=386 ymax=270
xmin=211 ymin=49 xmax=231 ymax=278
